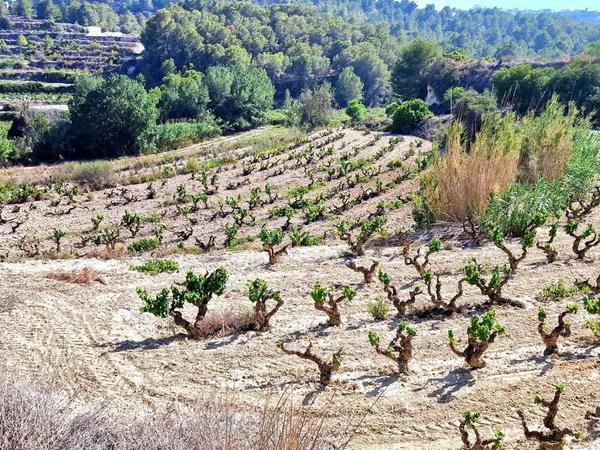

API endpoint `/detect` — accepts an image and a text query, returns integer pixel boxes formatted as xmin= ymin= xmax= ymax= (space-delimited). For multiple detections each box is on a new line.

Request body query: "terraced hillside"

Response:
xmin=0 ymin=127 xmax=599 ymax=449
xmin=0 ymin=15 xmax=141 ymax=110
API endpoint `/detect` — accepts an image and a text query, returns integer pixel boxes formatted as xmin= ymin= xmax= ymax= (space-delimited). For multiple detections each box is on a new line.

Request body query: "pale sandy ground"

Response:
xmin=0 ymin=129 xmax=599 ymax=449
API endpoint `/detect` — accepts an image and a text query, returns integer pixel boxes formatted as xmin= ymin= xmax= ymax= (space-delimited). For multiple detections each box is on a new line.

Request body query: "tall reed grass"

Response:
xmin=418 ymin=96 xmax=595 ymax=225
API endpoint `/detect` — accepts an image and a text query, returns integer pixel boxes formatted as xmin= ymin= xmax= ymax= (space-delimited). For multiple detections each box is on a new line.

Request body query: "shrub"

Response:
xmin=538 ymin=280 xmax=577 ymax=302
xmin=345 ymin=100 xmax=366 ymax=125
xmin=128 ymin=237 xmax=161 ymax=254
xmin=519 ymin=97 xmax=578 ymax=184
xmin=378 ymin=269 xmax=423 ymax=317
xmin=137 ymin=267 xmax=229 ymax=339
xmin=346 ymin=260 xmax=379 ymax=284
xmin=0 ymin=373 xmax=332 ymax=449
xmin=564 ymin=219 xmax=600 ymax=259
xmin=121 ymin=211 xmax=143 ymax=237
xmin=290 ymin=227 xmax=320 ymax=247
xmin=448 ymin=307 xmax=505 ymax=369
xmin=368 ymin=322 xmax=416 ymax=375
xmin=366 ymin=295 xmax=389 ymax=321
xmin=90 ymin=228 xmax=120 ymax=250
xmin=276 ymin=340 xmax=342 ymax=386
xmin=391 ymin=99 xmax=433 ymax=134
xmin=537 ymin=305 xmax=578 ymax=356
xmin=336 ymin=215 xmax=387 ymax=256
xmin=131 ymin=259 xmax=180 ymax=275
xmin=68 ymin=75 xmax=159 ymax=159
xmin=155 ymin=121 xmax=220 ymax=152
xmin=463 ymin=258 xmax=523 ymax=307
xmin=458 ymin=412 xmax=505 ymax=450
xmin=420 ymin=115 xmax=521 ymax=222
xmin=46 ymin=267 xmax=102 ymax=285
xmin=517 ymin=384 xmax=577 ymax=449
xmin=247 ymin=278 xmax=283 ymax=331
xmin=584 ymin=296 xmax=600 ymax=339
xmin=258 ymin=227 xmax=289 ymax=265
xmin=310 ymin=283 xmax=356 ymax=326
xmin=298 ymin=83 xmax=333 ymax=128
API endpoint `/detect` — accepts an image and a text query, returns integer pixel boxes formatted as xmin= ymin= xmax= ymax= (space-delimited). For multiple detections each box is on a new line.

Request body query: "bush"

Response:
xmin=131 ymin=259 xmax=180 ymax=275
xmin=538 ymin=280 xmax=578 ymax=302
xmin=391 ymin=99 xmax=433 ymax=134
xmin=298 ymin=83 xmax=333 ymax=128
xmin=158 ymin=70 xmax=209 ymax=121
xmin=366 ymin=295 xmax=389 ymax=321
xmin=345 ymin=100 xmax=366 ymax=125
xmin=137 ymin=267 xmax=228 ymax=339
xmin=419 ymin=115 xmax=521 ymax=222
xmin=128 ymin=237 xmax=161 ymax=254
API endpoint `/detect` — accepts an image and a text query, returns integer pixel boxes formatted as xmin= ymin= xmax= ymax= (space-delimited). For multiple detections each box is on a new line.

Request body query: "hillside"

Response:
xmin=257 ymin=0 xmax=600 ymax=58
xmin=0 ymin=125 xmax=599 ymax=449
xmin=0 ymin=15 xmax=141 ymax=110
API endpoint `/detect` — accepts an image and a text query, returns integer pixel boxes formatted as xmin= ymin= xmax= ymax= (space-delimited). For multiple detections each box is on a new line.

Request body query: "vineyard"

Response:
xmin=0 ymin=15 xmax=140 ymax=109
xmin=0 ymin=126 xmax=599 ymax=449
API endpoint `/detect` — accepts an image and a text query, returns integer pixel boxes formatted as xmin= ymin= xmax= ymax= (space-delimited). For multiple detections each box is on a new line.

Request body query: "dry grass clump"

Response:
xmin=195 ymin=309 xmax=255 ymax=338
xmin=46 ymin=267 xmax=104 ymax=285
xmin=422 ymin=114 xmax=521 ymax=222
xmin=0 ymin=374 xmax=338 ymax=450
xmin=57 ymin=161 xmax=118 ymax=191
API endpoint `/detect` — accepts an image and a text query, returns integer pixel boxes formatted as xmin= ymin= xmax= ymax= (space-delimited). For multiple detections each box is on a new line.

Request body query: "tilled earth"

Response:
xmin=0 ymin=129 xmax=599 ymax=449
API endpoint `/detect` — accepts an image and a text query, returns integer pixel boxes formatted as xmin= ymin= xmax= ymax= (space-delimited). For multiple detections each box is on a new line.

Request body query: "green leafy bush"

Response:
xmin=391 ymin=99 xmax=433 ymax=133
xmin=367 ymin=295 xmax=389 ymax=321
xmin=128 ymin=237 xmax=161 ymax=254
xmin=538 ymin=280 xmax=577 ymax=302
xmin=137 ymin=267 xmax=228 ymax=339
xmin=131 ymin=259 xmax=180 ymax=275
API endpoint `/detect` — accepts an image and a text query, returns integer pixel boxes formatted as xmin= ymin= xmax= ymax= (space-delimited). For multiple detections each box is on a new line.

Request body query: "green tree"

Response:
xmin=298 ymin=83 xmax=332 ymax=128
xmin=206 ymin=65 xmax=274 ymax=130
xmin=392 ymin=39 xmax=442 ymax=100
xmin=335 ymin=67 xmax=363 ymax=107
xmin=158 ymin=70 xmax=209 ymax=121
xmin=69 ymin=75 xmax=159 ymax=159
xmin=13 ymin=0 xmax=33 ymax=18
xmin=35 ymin=0 xmax=57 ymax=20
xmin=551 ymin=56 xmax=600 ymax=123
xmin=492 ymin=64 xmax=555 ymax=115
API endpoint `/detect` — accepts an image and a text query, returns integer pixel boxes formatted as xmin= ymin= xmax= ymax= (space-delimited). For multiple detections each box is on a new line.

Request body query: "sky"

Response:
xmin=414 ymin=0 xmax=600 ymax=10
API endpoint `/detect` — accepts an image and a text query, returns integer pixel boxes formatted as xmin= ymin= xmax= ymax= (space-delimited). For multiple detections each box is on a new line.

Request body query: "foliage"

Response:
xmin=392 ymin=39 xmax=442 ymax=100
xmin=538 ymin=280 xmax=578 ymax=302
xmin=298 ymin=83 xmax=333 ymax=128
xmin=345 ymin=100 xmax=366 ymax=125
xmin=131 ymin=259 xmax=180 ymax=275
xmin=335 ymin=67 xmax=363 ymax=107
xmin=205 ymin=65 xmax=274 ymax=130
xmin=391 ymin=99 xmax=433 ymax=134
xmin=492 ymin=64 xmax=555 ymax=115
xmin=155 ymin=120 xmax=221 ymax=152
xmin=466 ymin=308 xmax=505 ymax=343
xmin=68 ymin=75 xmax=159 ymax=159
xmin=128 ymin=237 xmax=161 ymax=254
xmin=137 ymin=267 xmax=228 ymax=338
xmin=158 ymin=70 xmax=209 ymax=122
xmin=366 ymin=295 xmax=389 ymax=321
